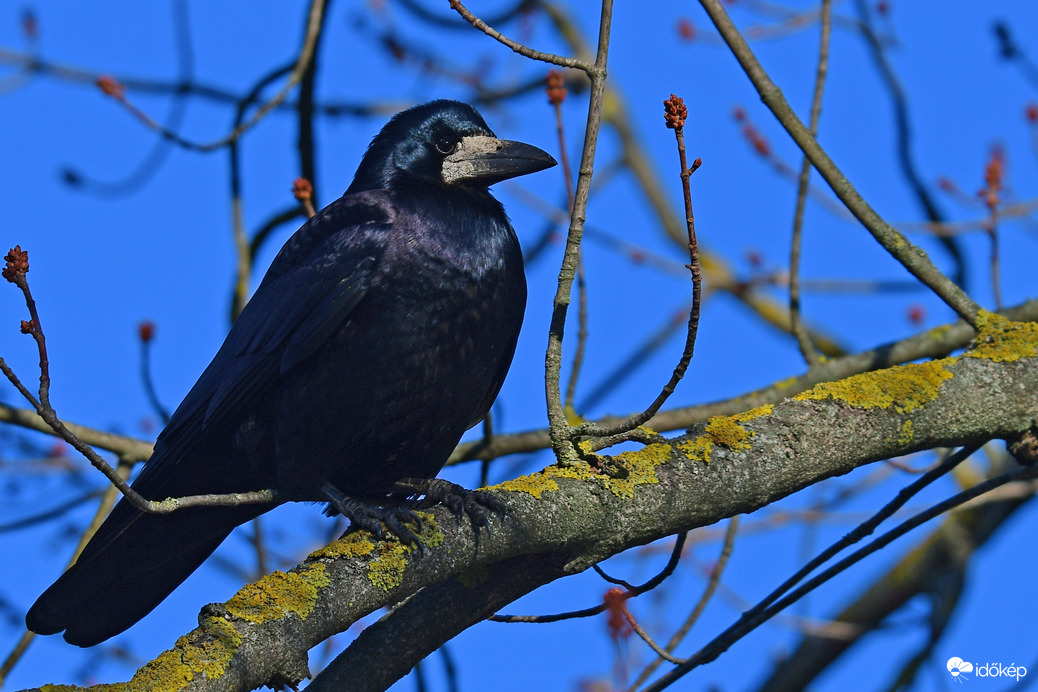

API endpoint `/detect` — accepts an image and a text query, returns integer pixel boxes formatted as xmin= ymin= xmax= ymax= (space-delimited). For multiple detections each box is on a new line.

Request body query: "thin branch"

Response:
xmin=227 ymin=60 xmax=297 ymax=320
xmin=789 ymin=0 xmax=831 ymax=367
xmin=0 ymin=489 xmax=102 ymax=533
xmin=541 ymin=0 xmax=614 ymax=463
xmin=533 ymin=2 xmax=850 ymax=360
xmin=296 ymin=0 xmax=331 ymax=209
xmin=754 ymin=454 xmax=1032 ymax=690
xmin=397 ymin=0 xmax=535 ymax=29
xmin=631 ymin=516 xmax=739 ymax=689
xmin=97 ymin=0 xmax=327 ymax=153
xmin=610 ymin=532 xmax=688 ymax=594
xmin=979 ymin=151 xmax=1005 ymax=309
xmin=578 ymin=308 xmax=687 ymax=413
xmin=38 ymin=348 xmax=1038 ymax=691
xmin=0 ymin=460 xmax=129 ymax=687
xmin=698 ymin=0 xmax=982 ymax=327
xmin=647 ymin=462 xmax=1038 ymax=691
xmin=449 ymin=297 xmax=1038 ymax=465
xmin=488 ymin=601 xmax=602 ymax=624
xmin=0 ymin=402 xmax=154 ymax=462
xmin=448 ymin=0 xmax=594 ymax=72
xmin=852 ymin=0 xmax=964 ymax=288
xmin=249 ymin=205 xmax=308 ymax=262
xmin=547 ymin=70 xmax=589 ymax=415
xmin=622 ymin=600 xmax=683 ymax=665
xmin=6 ymin=295 xmax=1037 ymax=474
xmin=62 ymin=0 xmax=194 ymax=199
xmin=138 ymin=322 xmax=171 ymax=424
xmin=250 ymin=515 xmax=270 ymax=579
xmin=2 ymin=247 xmax=279 ymax=514
xmin=573 ymin=96 xmax=703 ymax=440
xmin=492 ymin=532 xmax=687 ymax=623
xmin=640 ymin=444 xmax=987 ymax=690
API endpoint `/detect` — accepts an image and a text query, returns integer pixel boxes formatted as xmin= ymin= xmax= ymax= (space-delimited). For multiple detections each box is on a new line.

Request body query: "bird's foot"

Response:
xmin=394 ymin=478 xmax=505 ymax=535
xmin=321 ymin=482 xmax=424 ymax=551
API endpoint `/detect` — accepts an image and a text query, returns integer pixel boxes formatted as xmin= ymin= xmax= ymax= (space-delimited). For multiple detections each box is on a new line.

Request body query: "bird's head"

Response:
xmin=347 ymin=100 xmax=556 ymax=193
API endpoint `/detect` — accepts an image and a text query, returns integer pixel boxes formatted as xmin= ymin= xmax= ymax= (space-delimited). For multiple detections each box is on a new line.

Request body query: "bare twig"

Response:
xmin=789 ymin=0 xmax=831 ymax=367
xmin=227 ymin=60 xmax=296 ymax=321
xmin=533 ymin=3 xmax=850 ymax=359
xmin=547 ymin=70 xmax=589 ymax=415
xmin=0 ymin=460 xmax=129 ymax=686
xmin=621 ymin=600 xmax=683 ymax=665
xmin=447 ymin=297 xmax=1038 ymax=465
xmin=2 ymin=246 xmax=279 ymax=514
xmin=491 ymin=532 xmax=687 ymax=624
xmin=0 ymin=402 xmax=154 ymax=461
xmin=979 ymin=150 xmax=1004 ymax=309
xmin=6 ymin=293 xmax=1037 ymax=475
xmin=698 ymin=0 xmax=982 ymax=327
xmin=631 ymin=517 xmax=739 ymax=688
xmin=0 ymin=489 xmax=102 ymax=533
xmin=137 ymin=321 xmax=171 ymax=424
xmin=540 ymin=1 xmax=614 ymax=463
xmin=578 ymin=308 xmax=688 ymax=413
xmin=60 ymin=0 xmax=193 ymax=199
xmin=572 ymin=95 xmax=703 ymax=441
xmin=448 ymin=0 xmax=613 ymax=464
xmin=448 ymin=0 xmax=594 ymax=71
xmin=641 ymin=444 xmax=986 ymax=691
xmin=92 ymin=0 xmax=327 ymax=153
xmin=647 ymin=462 xmax=1038 ymax=691
xmin=852 ymin=0 xmax=964 ymax=287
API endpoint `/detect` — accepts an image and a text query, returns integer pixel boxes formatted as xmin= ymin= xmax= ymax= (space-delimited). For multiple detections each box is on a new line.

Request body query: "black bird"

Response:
xmin=26 ymin=100 xmax=556 ymax=647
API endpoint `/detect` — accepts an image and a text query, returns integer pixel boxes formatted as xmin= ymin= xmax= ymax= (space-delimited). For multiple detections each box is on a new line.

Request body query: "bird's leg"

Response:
xmin=393 ymin=478 xmax=505 ymax=535
xmin=321 ymin=482 xmax=425 ymax=550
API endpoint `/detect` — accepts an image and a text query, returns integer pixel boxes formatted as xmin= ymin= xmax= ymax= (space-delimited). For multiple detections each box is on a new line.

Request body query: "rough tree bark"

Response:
xmin=22 ymin=314 xmax=1038 ymax=692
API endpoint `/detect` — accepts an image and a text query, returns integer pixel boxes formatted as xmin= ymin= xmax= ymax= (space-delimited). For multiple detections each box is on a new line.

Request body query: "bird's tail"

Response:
xmin=26 ymin=499 xmax=265 ymax=647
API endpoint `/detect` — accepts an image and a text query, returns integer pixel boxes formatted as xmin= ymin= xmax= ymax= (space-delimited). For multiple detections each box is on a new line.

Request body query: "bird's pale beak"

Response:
xmin=441 ymin=135 xmax=557 ymax=186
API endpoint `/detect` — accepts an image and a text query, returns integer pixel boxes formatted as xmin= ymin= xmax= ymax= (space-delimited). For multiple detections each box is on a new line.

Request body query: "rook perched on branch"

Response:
xmin=25 ymin=100 xmax=556 ymax=647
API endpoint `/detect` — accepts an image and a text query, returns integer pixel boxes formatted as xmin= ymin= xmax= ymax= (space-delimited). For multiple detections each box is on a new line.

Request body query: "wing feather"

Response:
xmin=134 ymin=192 xmax=396 ymax=489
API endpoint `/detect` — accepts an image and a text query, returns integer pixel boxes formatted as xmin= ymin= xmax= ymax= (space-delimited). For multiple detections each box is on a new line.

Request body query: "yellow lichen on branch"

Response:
xmin=225 ymin=565 xmax=330 ymax=624
xmin=793 ymin=360 xmax=954 ymax=414
xmin=490 ymin=443 xmax=672 ymax=500
xmin=967 ymin=311 xmax=1038 ymax=363
xmin=678 ymin=410 xmax=767 ymax=463
xmin=365 ymin=513 xmax=443 ymax=592
xmin=601 ymin=443 xmax=671 ymax=498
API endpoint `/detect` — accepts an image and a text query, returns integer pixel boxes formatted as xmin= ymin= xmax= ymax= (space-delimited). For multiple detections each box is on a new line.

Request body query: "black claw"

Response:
xmin=444 ymin=493 xmax=465 ymax=517
xmin=469 ymin=489 xmax=506 ymax=516
xmin=394 ymin=478 xmax=505 ymax=535
xmin=321 ymin=482 xmax=425 ymax=549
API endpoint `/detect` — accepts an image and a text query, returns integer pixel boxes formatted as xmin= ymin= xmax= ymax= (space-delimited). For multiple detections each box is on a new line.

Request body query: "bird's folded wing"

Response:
xmin=138 ymin=193 xmax=395 ymax=486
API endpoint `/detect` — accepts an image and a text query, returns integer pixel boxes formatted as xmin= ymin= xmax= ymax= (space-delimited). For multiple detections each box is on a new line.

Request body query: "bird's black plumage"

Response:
xmin=26 ymin=100 xmax=556 ymax=646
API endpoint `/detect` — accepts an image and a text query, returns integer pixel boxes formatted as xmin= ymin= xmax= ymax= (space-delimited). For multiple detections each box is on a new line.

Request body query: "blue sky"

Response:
xmin=2 ymin=1 xmax=1038 ymax=690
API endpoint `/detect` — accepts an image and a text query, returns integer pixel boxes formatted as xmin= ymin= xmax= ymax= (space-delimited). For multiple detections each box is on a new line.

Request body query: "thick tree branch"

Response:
xmin=449 ymin=298 xmax=1038 ymax=464
xmin=6 ymin=302 xmax=1038 ymax=473
xmin=30 ymin=330 xmax=1038 ymax=691
xmin=307 ymin=554 xmax=572 ymax=691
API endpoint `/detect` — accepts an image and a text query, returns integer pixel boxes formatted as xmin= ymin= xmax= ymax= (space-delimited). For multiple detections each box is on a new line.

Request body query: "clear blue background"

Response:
xmin=2 ymin=1 xmax=1037 ymax=690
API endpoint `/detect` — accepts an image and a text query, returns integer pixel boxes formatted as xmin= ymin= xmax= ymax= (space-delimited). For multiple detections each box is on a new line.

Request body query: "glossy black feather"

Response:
xmin=26 ymin=100 xmax=554 ymax=646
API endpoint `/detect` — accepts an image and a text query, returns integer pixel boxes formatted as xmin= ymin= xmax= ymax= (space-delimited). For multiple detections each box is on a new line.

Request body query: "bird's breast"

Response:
xmin=273 ymin=209 xmax=526 ymax=496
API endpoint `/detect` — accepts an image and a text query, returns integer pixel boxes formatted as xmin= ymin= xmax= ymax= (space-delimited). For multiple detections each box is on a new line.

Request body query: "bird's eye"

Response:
xmin=434 ymin=137 xmax=456 ymax=155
